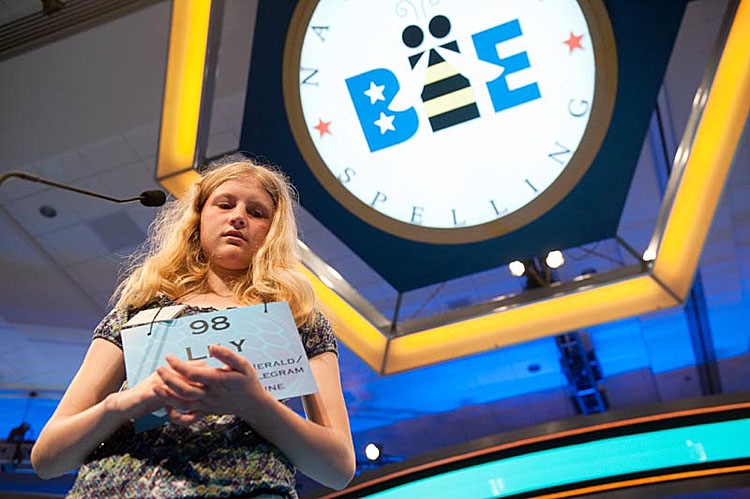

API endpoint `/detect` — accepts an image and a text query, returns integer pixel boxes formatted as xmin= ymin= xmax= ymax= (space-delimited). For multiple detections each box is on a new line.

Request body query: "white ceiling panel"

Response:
xmin=78 ymin=134 xmax=140 ymax=174
xmin=66 ymin=255 xmax=122 ymax=297
xmin=122 ymin=121 xmax=159 ymax=160
xmin=0 ymin=205 xmax=104 ymax=327
xmin=125 ymin=201 xmax=159 ymax=234
xmin=0 ymin=166 xmax=45 ymax=203
xmin=34 ymin=150 xmax=96 ymax=184
xmin=66 ymin=175 xmax=122 ymax=222
xmin=5 ymin=187 xmax=80 ymax=237
xmin=97 ymin=159 xmax=160 ymax=199
xmin=37 ymin=222 xmax=109 ymax=267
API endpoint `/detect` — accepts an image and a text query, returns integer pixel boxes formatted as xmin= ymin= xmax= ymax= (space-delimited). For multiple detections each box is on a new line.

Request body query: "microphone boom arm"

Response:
xmin=0 ymin=171 xmax=166 ymax=206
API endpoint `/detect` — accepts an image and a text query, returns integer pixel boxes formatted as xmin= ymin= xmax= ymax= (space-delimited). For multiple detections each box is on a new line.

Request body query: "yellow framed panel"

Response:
xmin=300 ymin=266 xmax=388 ymax=372
xmin=155 ymin=0 xmax=212 ymax=196
xmin=386 ymin=275 xmax=678 ymax=373
xmin=652 ymin=0 xmax=750 ymax=298
xmin=156 ymin=0 xmax=750 ymax=375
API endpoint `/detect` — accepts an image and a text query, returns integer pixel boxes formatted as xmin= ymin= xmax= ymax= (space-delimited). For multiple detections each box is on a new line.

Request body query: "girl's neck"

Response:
xmin=204 ymin=265 xmax=244 ymax=297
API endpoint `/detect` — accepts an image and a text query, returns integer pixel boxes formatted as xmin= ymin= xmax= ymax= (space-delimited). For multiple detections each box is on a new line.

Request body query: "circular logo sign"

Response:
xmin=284 ymin=0 xmax=616 ymax=244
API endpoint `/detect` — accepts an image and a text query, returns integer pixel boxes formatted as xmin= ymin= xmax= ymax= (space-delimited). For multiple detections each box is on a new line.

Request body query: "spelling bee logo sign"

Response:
xmin=295 ymin=0 xmax=597 ymax=231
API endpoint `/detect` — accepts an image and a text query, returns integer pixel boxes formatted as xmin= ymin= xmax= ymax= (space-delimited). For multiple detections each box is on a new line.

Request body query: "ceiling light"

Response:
xmin=319 ymin=275 xmax=333 ymax=288
xmin=326 ymin=264 xmax=343 ymax=281
xmin=546 ymin=250 xmax=565 ymax=269
xmin=508 ymin=260 xmax=525 ymax=277
xmin=365 ymin=443 xmax=381 ymax=462
xmin=643 ymin=247 xmax=657 ymax=262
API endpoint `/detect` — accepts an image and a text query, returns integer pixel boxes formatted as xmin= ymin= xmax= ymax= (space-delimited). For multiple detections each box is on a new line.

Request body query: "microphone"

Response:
xmin=139 ymin=190 xmax=167 ymax=207
xmin=0 ymin=171 xmax=167 ymax=207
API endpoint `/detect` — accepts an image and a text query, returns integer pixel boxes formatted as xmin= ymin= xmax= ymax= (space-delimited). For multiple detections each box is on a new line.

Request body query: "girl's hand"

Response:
xmin=157 ymin=345 xmax=266 ymax=425
xmin=108 ymin=370 xmax=172 ymax=421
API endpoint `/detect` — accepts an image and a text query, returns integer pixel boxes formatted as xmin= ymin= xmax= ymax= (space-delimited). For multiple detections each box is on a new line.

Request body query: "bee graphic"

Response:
xmin=399 ymin=14 xmax=480 ymax=132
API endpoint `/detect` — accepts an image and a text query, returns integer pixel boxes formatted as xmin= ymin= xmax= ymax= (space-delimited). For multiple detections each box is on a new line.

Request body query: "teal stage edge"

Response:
xmin=362 ymin=418 xmax=750 ymax=498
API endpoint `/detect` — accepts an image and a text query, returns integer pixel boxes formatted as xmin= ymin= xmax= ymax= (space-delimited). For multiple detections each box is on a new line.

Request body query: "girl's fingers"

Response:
xmin=157 ymin=367 xmax=203 ymax=400
xmin=166 ymin=356 xmax=218 ymax=386
xmin=208 ymin=345 xmax=247 ymax=373
xmin=166 ymin=407 xmax=201 ymax=426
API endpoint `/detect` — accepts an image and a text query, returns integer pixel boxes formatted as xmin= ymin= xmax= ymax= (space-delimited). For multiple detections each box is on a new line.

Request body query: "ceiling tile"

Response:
xmin=4 ymin=187 xmax=80 ymax=237
xmin=86 ymin=210 xmax=146 ymax=253
xmin=0 ymin=165 xmax=46 ymax=203
xmin=68 ymin=175 xmax=122 ymax=222
xmin=141 ymin=156 xmax=157 ymax=177
xmin=97 ymin=159 xmax=160 ymax=199
xmin=0 ymin=325 xmax=31 ymax=357
xmin=78 ymin=134 xmax=139 ymax=173
xmin=37 ymin=222 xmax=109 ymax=267
xmin=66 ymin=255 xmax=122 ymax=296
xmin=124 ymin=201 xmax=158 ymax=234
xmin=34 ymin=150 xmax=95 ymax=183
xmin=123 ymin=121 xmax=159 ymax=159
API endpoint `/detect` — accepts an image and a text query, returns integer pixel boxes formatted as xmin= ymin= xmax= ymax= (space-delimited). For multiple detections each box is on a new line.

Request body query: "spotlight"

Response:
xmin=318 ymin=275 xmax=333 ymax=288
xmin=364 ymin=443 xmax=382 ymax=462
xmin=508 ymin=260 xmax=525 ymax=277
xmin=545 ymin=250 xmax=564 ymax=269
xmin=642 ymin=247 xmax=656 ymax=262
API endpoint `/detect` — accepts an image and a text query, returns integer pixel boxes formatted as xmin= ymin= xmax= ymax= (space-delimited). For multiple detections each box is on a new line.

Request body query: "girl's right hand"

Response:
xmin=108 ymin=371 xmax=172 ymax=421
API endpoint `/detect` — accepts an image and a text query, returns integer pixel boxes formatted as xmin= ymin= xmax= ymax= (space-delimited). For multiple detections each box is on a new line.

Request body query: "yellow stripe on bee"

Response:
xmin=422 ymin=86 xmax=476 ymax=117
xmin=424 ymin=61 xmax=458 ymax=85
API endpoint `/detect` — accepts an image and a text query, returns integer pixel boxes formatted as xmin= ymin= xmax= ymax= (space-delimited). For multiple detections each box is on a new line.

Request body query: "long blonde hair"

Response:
xmin=114 ymin=159 xmax=315 ymax=325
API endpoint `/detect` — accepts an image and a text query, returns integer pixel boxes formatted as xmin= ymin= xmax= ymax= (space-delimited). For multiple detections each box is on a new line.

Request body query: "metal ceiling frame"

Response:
xmin=0 ymin=0 xmax=165 ymax=62
xmin=155 ymin=0 xmax=750 ymax=374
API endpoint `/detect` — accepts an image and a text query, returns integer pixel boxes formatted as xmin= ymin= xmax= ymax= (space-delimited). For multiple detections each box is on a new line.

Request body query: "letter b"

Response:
xmin=346 ymin=69 xmax=419 ymax=152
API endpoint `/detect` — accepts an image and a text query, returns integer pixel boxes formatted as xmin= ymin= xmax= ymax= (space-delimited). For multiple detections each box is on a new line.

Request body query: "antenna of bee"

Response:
xmin=395 ymin=1 xmax=420 ymax=20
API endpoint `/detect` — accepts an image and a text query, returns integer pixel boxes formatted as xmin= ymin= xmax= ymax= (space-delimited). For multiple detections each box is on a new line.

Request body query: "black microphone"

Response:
xmin=0 ymin=171 xmax=167 ymax=207
xmin=139 ymin=190 xmax=167 ymax=207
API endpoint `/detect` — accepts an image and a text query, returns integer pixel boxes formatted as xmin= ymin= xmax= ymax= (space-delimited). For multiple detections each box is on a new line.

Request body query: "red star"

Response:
xmin=563 ymin=32 xmax=584 ymax=53
xmin=313 ymin=119 xmax=332 ymax=137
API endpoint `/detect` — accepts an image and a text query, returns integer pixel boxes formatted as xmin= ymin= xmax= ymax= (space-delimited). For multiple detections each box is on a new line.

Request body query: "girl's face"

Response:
xmin=199 ymin=177 xmax=274 ymax=273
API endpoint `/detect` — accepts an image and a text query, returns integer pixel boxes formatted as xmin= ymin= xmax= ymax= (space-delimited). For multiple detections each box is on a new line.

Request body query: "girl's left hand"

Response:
xmin=156 ymin=344 xmax=265 ymax=425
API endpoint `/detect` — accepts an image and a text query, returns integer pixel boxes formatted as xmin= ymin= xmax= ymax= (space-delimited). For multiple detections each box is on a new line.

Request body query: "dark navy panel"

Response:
xmin=240 ymin=0 xmax=689 ymax=291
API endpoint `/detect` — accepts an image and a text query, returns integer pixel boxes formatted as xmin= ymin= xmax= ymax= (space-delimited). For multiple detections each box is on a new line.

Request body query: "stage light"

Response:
xmin=546 ymin=250 xmax=564 ymax=269
xmin=326 ymin=264 xmax=343 ymax=281
xmin=509 ymin=260 xmax=525 ymax=277
xmin=365 ymin=443 xmax=382 ymax=462
xmin=643 ymin=247 xmax=657 ymax=262
xmin=318 ymin=275 xmax=334 ymax=288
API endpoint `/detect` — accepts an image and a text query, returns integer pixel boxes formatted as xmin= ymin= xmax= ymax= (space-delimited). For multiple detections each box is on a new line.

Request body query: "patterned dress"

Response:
xmin=66 ymin=297 xmax=338 ymax=499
